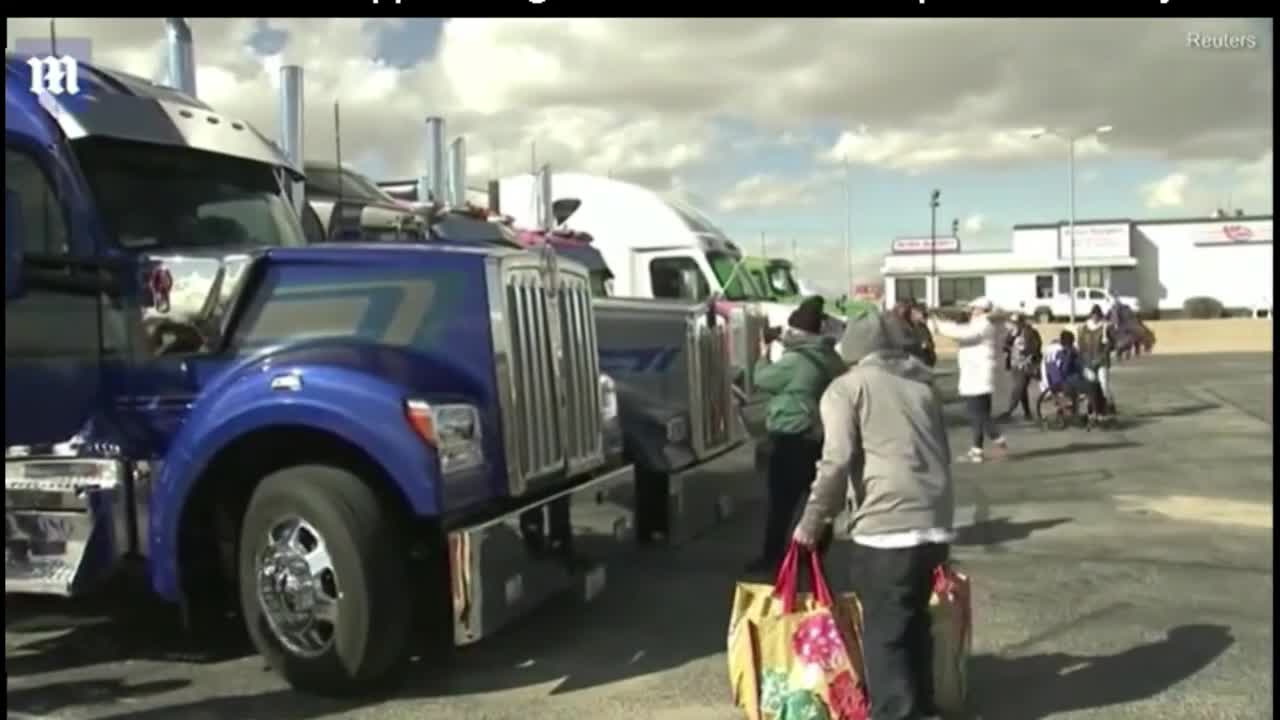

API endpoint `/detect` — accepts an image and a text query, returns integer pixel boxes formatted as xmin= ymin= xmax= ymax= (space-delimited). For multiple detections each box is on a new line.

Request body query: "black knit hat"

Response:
xmin=788 ymin=296 xmax=825 ymax=334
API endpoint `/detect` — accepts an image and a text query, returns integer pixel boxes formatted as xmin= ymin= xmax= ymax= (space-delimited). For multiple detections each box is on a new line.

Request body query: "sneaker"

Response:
xmin=992 ymin=436 xmax=1009 ymax=453
xmin=960 ymin=448 xmax=984 ymax=463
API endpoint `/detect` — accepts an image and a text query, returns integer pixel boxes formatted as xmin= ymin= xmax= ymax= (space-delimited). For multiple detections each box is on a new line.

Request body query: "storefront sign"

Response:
xmin=1194 ymin=220 xmax=1273 ymax=246
xmin=891 ymin=236 xmax=959 ymax=254
xmin=1058 ymin=223 xmax=1131 ymax=259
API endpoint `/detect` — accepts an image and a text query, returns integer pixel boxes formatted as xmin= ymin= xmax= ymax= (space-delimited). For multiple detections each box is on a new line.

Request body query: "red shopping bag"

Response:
xmin=929 ymin=563 xmax=972 ymax=715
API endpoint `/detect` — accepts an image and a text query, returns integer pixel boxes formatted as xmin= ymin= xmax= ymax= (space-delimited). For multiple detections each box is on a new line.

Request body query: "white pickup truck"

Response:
xmin=1023 ymin=286 xmax=1140 ymax=322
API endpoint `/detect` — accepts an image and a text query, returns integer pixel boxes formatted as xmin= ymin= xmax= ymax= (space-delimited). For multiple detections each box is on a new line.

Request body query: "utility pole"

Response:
xmin=844 ymin=157 xmax=853 ymax=299
xmin=760 ymin=231 xmax=766 ymax=257
xmin=929 ymin=189 xmax=941 ymax=307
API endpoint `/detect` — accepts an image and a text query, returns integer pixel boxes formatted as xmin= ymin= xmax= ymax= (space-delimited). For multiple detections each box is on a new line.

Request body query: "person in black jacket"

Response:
xmin=911 ymin=302 xmax=937 ymax=367
xmin=891 ymin=298 xmax=936 ymax=367
xmin=999 ymin=312 xmax=1041 ymax=422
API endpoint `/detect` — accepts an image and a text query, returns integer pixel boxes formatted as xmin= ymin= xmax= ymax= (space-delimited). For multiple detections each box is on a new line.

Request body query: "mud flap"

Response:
xmin=448 ymin=464 xmax=635 ymax=646
xmin=5 ymin=458 xmax=129 ymax=596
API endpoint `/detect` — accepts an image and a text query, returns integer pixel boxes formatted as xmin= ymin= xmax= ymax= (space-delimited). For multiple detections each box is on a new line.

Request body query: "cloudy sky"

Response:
xmin=7 ymin=18 xmax=1273 ymax=293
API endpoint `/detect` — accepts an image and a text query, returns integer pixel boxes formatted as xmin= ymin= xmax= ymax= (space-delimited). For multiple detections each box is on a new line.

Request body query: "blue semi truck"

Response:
xmin=4 ymin=38 xmax=635 ymax=695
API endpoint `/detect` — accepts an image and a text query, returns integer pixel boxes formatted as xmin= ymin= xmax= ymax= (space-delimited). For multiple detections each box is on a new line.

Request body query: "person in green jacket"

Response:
xmin=746 ymin=296 xmax=846 ymax=573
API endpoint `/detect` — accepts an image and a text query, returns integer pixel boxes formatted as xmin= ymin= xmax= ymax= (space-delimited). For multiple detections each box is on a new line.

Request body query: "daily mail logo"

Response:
xmin=27 ymin=56 xmax=80 ymax=95
xmin=12 ymin=37 xmax=93 ymax=97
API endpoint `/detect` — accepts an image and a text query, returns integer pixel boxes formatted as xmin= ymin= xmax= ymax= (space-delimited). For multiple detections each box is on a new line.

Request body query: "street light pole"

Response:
xmin=929 ymin=189 xmax=940 ymax=307
xmin=1030 ymin=124 xmax=1112 ymax=322
xmin=1068 ymin=137 xmax=1077 ymax=322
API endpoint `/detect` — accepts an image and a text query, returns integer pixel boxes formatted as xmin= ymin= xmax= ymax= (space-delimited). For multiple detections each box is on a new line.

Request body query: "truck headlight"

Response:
xmin=405 ymin=400 xmax=484 ymax=476
xmin=599 ymin=373 xmax=619 ymax=424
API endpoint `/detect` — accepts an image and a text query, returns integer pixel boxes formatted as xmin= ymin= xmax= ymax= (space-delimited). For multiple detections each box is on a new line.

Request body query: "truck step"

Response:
xmin=5 ymin=458 xmax=128 ymax=597
xmin=448 ymin=464 xmax=635 ymax=647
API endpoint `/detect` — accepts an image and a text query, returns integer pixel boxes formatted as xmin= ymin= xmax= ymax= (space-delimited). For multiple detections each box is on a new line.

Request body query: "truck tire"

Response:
xmin=238 ymin=465 xmax=412 ymax=696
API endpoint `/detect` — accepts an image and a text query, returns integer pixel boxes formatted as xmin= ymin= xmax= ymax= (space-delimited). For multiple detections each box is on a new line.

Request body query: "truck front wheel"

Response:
xmin=238 ymin=465 xmax=412 ymax=696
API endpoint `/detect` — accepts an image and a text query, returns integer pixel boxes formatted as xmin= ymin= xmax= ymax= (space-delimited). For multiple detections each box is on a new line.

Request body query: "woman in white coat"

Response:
xmin=930 ymin=297 xmax=1008 ymax=463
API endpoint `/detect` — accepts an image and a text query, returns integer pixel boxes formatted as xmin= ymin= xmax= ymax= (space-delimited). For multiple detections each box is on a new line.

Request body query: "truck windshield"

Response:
xmin=74 ymin=139 xmax=306 ymax=251
xmin=306 ymin=166 xmax=396 ymax=204
xmin=766 ymin=262 xmax=801 ymax=297
xmin=707 ymin=251 xmax=763 ymax=301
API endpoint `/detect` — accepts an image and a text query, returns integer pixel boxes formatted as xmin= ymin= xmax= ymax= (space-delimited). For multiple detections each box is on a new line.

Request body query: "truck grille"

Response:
xmin=500 ymin=262 xmax=603 ymax=493
xmin=733 ymin=305 xmax=772 ymax=394
xmin=686 ymin=318 xmax=735 ymax=458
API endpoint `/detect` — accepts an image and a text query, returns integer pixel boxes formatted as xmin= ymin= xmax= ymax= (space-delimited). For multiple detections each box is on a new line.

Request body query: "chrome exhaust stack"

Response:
xmin=419 ymin=117 xmax=446 ymax=205
xmin=488 ymin=180 xmax=501 ymax=214
xmin=164 ymin=18 xmax=197 ymax=97
xmin=536 ymin=164 xmax=554 ymax=231
xmin=279 ymin=65 xmax=305 ymax=213
xmin=447 ymin=136 xmax=467 ymax=208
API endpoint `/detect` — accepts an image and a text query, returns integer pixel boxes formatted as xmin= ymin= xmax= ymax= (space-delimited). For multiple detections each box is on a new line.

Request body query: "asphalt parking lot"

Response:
xmin=6 ymin=353 xmax=1273 ymax=720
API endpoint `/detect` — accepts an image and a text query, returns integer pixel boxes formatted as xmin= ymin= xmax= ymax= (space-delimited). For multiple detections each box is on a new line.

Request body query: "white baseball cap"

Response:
xmin=967 ymin=296 xmax=994 ymax=312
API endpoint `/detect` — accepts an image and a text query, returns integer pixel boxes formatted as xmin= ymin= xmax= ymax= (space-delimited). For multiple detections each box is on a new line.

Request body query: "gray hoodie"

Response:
xmin=794 ymin=308 xmax=956 ymax=539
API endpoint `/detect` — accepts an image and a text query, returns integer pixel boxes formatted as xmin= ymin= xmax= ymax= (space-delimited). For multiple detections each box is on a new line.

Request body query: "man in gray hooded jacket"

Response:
xmin=793 ymin=307 xmax=956 ymax=720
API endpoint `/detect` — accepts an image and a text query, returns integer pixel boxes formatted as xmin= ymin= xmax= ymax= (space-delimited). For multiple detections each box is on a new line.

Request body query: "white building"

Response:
xmin=881 ymin=215 xmax=1273 ymax=317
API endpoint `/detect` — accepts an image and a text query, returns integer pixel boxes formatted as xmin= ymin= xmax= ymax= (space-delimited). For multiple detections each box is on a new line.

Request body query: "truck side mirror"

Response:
xmin=6 ymin=189 xmax=25 ymax=299
xmin=551 ymin=198 xmax=581 ymax=225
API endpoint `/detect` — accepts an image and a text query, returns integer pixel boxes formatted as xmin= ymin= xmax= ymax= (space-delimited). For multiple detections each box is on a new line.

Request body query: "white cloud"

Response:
xmin=5 ymin=18 xmax=1272 ymax=201
xmin=1233 ymin=149 xmax=1274 ymax=213
xmin=820 ymin=128 xmax=1111 ymax=174
xmin=963 ymin=213 xmax=986 ymax=233
xmin=716 ymin=171 xmax=837 ymax=212
xmin=1141 ymin=173 xmax=1192 ymax=209
xmin=6 ymin=18 xmax=713 ymax=191
xmin=1138 ymin=149 xmax=1273 ymax=215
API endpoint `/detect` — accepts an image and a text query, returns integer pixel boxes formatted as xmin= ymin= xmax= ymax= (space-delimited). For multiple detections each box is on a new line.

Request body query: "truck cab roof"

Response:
xmin=6 ymin=53 xmax=296 ymax=175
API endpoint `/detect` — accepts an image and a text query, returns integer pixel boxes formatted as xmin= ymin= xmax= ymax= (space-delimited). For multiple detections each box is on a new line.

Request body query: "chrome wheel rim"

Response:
xmin=256 ymin=516 xmax=340 ymax=658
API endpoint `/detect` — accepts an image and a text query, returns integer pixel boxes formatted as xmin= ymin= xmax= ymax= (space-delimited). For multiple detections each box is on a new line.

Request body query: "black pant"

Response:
xmin=850 ymin=542 xmax=951 ymax=720
xmin=761 ymin=432 xmax=821 ymax=565
xmin=965 ymin=393 xmax=1002 ymax=450
xmin=1064 ymin=376 xmax=1106 ymax=416
xmin=1005 ymin=369 xmax=1033 ymax=419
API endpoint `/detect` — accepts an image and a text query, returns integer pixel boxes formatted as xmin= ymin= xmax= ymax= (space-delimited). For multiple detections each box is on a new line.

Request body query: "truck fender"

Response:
xmin=149 ymin=364 xmax=438 ymax=601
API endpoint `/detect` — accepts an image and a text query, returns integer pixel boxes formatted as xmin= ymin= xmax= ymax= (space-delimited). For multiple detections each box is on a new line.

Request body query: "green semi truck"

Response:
xmin=728 ymin=257 xmax=880 ymax=320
